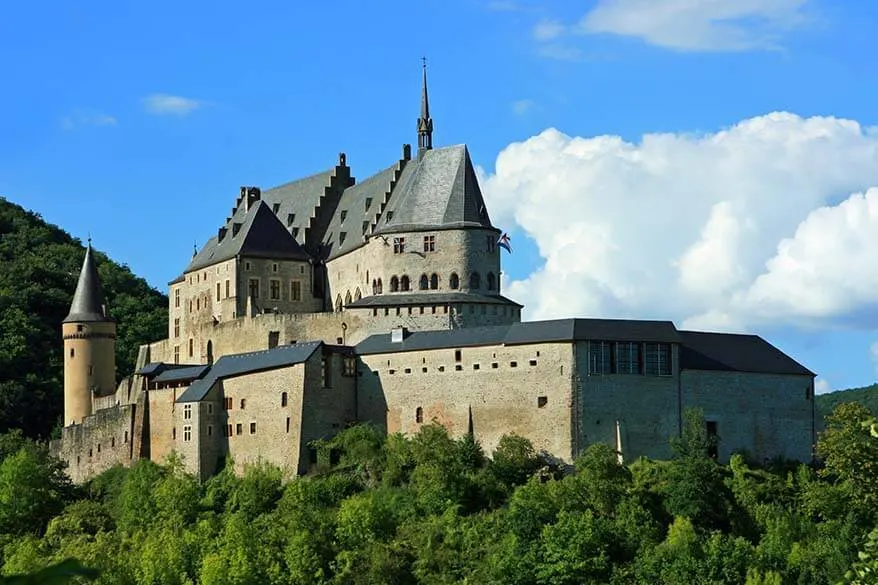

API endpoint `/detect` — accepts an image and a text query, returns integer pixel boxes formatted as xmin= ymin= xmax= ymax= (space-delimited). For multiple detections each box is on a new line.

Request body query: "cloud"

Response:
xmin=578 ymin=0 xmax=812 ymax=51
xmin=534 ymin=18 xmax=566 ymax=41
xmin=815 ymin=378 xmax=832 ymax=395
xmin=511 ymin=99 xmax=536 ymax=116
xmin=60 ymin=110 xmax=117 ymax=130
xmin=142 ymin=94 xmax=202 ymax=117
xmin=481 ymin=112 xmax=878 ymax=332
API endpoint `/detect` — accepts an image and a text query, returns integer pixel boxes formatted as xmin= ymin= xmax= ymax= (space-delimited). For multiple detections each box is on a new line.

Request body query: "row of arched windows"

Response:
xmin=368 ymin=272 xmax=497 ymax=295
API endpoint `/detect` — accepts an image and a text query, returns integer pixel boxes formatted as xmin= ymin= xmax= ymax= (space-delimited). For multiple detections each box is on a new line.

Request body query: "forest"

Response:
xmin=2 ymin=405 xmax=878 ymax=585
xmin=0 ymin=197 xmax=167 ymax=439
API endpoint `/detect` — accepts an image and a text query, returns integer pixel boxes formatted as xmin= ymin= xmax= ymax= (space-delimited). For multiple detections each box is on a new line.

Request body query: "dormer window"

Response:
xmin=292 ymin=227 xmax=299 ymax=239
xmin=272 ymin=203 xmax=280 ymax=214
xmin=362 ymin=221 xmax=369 ymax=235
xmin=386 ymin=211 xmax=394 ymax=222
xmin=340 ymin=210 xmax=347 ymax=223
xmin=365 ymin=197 xmax=372 ymax=211
xmin=340 ymin=232 xmax=347 ymax=245
xmin=287 ymin=213 xmax=295 ymax=226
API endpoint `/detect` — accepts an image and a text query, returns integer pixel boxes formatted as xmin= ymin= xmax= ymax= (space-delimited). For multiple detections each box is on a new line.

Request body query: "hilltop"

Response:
xmin=0 ymin=197 xmax=167 ymax=438
xmin=816 ymin=382 xmax=878 ymax=420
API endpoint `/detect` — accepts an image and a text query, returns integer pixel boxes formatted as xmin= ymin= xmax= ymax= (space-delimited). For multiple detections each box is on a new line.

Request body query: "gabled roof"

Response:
xmin=176 ymin=341 xmax=322 ymax=403
xmin=153 ymin=364 xmax=210 ymax=384
xmin=64 ymin=244 xmax=112 ymax=323
xmin=346 ymin=291 xmax=522 ymax=308
xmin=356 ymin=318 xmax=680 ymax=355
xmin=185 ymin=200 xmax=311 ymax=273
xmin=679 ymin=331 xmax=814 ymax=376
xmin=374 ymin=145 xmax=494 ymax=234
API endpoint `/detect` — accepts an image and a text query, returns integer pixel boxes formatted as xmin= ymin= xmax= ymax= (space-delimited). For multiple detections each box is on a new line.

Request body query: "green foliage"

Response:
xmin=0 ymin=197 xmax=167 ymax=438
xmin=817 ymin=403 xmax=878 ymax=513
xmin=3 ymin=418 xmax=878 ymax=584
xmin=817 ymin=385 xmax=878 ymax=422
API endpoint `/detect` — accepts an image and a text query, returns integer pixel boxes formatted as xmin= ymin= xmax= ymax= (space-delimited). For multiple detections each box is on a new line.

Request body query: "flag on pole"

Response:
xmin=497 ymin=232 xmax=512 ymax=253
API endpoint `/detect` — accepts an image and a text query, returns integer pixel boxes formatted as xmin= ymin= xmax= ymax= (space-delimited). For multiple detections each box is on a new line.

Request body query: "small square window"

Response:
xmin=537 ymin=396 xmax=548 ymax=408
xmin=510 ymin=361 xmax=518 ymax=368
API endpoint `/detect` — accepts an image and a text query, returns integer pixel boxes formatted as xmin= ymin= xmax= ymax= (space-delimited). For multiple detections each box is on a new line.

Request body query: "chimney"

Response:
xmin=245 ymin=187 xmax=261 ymax=212
xmin=338 ymin=152 xmax=347 ymax=167
xmin=402 ymin=144 xmax=412 ymax=161
xmin=391 ymin=327 xmax=409 ymax=343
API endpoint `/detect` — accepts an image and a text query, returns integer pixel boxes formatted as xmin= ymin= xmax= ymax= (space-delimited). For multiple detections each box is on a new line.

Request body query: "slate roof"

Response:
xmin=374 ymin=145 xmax=494 ymax=234
xmin=176 ymin=341 xmax=322 ymax=403
xmin=260 ymin=169 xmax=337 ymax=247
xmin=347 ymin=292 xmax=522 ymax=309
xmin=322 ymin=162 xmax=400 ymax=260
xmin=356 ymin=318 xmax=680 ymax=355
xmin=153 ymin=364 xmax=210 ymax=384
xmin=185 ymin=200 xmax=311 ymax=273
xmin=679 ymin=331 xmax=814 ymax=376
xmin=64 ymin=244 xmax=112 ymax=323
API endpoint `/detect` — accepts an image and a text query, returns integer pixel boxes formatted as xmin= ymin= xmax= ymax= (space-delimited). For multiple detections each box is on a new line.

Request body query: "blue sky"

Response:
xmin=2 ymin=0 xmax=877 ymax=392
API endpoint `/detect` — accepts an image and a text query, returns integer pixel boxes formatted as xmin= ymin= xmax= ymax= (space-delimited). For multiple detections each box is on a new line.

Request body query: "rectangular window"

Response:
xmin=616 ymin=342 xmax=642 ymax=374
xmin=644 ymin=343 xmax=672 ymax=376
xmin=207 ymin=425 xmax=213 ymax=437
xmin=272 ymin=263 xmax=278 ymax=273
xmin=423 ymin=235 xmax=435 ymax=252
xmin=321 ymin=356 xmax=332 ymax=388
xmin=270 ymin=279 xmax=281 ymax=300
xmin=216 ymin=282 xmax=221 ymax=302
xmin=236 ymin=423 xmax=242 ymax=436
xmin=250 ymin=422 xmax=257 ymax=435
xmin=589 ymin=341 xmax=613 ymax=375
xmin=183 ymin=426 xmax=191 ymax=442
xmin=487 ymin=235 xmax=496 ymax=252
xmin=393 ymin=237 xmax=405 ymax=254
xmin=291 ymin=281 xmax=302 ymax=302
xmin=174 ymin=318 xmax=180 ymax=338
xmin=225 ymin=279 xmax=230 ymax=298
xmin=174 ymin=288 xmax=180 ymax=308
xmin=248 ymin=278 xmax=260 ymax=299
xmin=343 ymin=357 xmax=356 ymax=377
xmin=706 ymin=421 xmax=718 ymax=459
xmin=189 ymin=338 xmax=194 ymax=358
xmin=183 ymin=404 xmax=192 ymax=420
xmin=174 ymin=346 xmax=180 ymax=364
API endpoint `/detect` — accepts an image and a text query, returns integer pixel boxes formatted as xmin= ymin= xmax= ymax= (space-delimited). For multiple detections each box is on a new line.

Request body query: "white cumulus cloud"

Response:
xmin=579 ymin=0 xmax=812 ymax=51
xmin=142 ymin=94 xmax=202 ymax=117
xmin=814 ymin=378 xmax=832 ymax=395
xmin=481 ymin=112 xmax=878 ymax=332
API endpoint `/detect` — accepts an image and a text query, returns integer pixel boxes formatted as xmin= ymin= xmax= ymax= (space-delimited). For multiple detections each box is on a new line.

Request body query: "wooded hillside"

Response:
xmin=0 ymin=197 xmax=167 ymax=439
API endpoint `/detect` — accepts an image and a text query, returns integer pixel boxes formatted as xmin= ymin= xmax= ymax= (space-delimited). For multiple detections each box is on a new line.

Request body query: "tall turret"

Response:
xmin=62 ymin=241 xmax=116 ymax=426
xmin=417 ymin=58 xmax=433 ymax=158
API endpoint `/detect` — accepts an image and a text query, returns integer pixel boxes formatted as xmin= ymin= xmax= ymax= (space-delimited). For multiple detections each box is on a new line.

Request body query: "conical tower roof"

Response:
xmin=63 ymin=242 xmax=111 ymax=323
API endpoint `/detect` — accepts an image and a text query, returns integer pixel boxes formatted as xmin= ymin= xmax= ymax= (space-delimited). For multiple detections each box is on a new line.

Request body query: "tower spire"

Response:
xmin=417 ymin=57 xmax=433 ymax=158
xmin=64 ymin=240 xmax=111 ymax=323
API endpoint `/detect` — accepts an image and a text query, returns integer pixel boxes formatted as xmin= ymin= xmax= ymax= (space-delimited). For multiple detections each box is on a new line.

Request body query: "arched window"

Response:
xmin=416 ymin=407 xmax=424 ymax=423
xmin=281 ymin=392 xmax=288 ymax=407
xmin=419 ymin=274 xmax=429 ymax=290
xmin=469 ymin=272 xmax=481 ymax=290
xmin=355 ymin=287 xmax=362 ymax=301
xmin=335 ymin=295 xmax=343 ymax=312
xmin=430 ymin=273 xmax=439 ymax=290
xmin=377 ymin=278 xmax=383 ymax=294
xmin=449 ymin=273 xmax=460 ymax=290
xmin=390 ymin=276 xmax=399 ymax=292
xmin=400 ymin=275 xmax=410 ymax=291
xmin=487 ymin=272 xmax=496 ymax=291
xmin=345 ymin=291 xmax=352 ymax=305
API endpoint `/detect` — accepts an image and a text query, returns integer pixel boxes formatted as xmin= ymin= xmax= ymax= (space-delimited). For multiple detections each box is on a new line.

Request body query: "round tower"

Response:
xmin=62 ymin=241 xmax=116 ymax=426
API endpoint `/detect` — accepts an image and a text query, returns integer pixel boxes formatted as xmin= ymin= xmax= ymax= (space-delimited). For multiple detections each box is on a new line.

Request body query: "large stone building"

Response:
xmin=51 ymin=66 xmax=817 ymax=483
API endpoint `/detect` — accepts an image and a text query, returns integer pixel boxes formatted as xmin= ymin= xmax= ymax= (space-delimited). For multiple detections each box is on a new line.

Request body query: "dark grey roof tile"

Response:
xmin=679 ymin=330 xmax=814 ymax=376
xmin=347 ymin=292 xmax=522 ymax=308
xmin=64 ymin=244 xmax=112 ymax=323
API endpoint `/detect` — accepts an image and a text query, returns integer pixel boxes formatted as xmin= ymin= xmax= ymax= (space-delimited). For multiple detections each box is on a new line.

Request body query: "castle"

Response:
xmin=51 ymin=66 xmax=817 ymax=483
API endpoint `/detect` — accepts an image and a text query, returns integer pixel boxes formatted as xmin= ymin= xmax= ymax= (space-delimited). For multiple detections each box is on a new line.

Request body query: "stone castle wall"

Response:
xmin=51 ymin=404 xmax=136 ymax=484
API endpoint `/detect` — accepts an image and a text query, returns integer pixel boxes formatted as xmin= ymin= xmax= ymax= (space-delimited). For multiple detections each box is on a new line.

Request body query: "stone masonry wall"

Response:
xmin=358 ymin=342 xmax=575 ymax=461
xmin=51 ymin=404 xmax=135 ymax=484
xmin=681 ymin=370 xmax=815 ymax=463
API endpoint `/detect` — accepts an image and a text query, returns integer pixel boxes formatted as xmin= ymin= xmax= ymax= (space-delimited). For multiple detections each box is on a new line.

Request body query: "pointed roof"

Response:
xmin=420 ymin=61 xmax=430 ymax=122
xmin=417 ymin=59 xmax=433 ymax=154
xmin=64 ymin=243 xmax=111 ymax=323
xmin=185 ymin=200 xmax=312 ymax=273
xmin=374 ymin=144 xmax=494 ymax=234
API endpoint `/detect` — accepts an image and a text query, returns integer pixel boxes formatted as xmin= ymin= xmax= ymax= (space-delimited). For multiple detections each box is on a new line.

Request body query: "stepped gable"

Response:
xmin=186 ymin=200 xmax=310 ymax=273
xmin=259 ymin=168 xmax=337 ymax=247
xmin=374 ymin=144 xmax=494 ymax=234
xmin=323 ymin=153 xmax=410 ymax=260
xmin=64 ymin=243 xmax=112 ymax=323
xmin=679 ymin=330 xmax=815 ymax=376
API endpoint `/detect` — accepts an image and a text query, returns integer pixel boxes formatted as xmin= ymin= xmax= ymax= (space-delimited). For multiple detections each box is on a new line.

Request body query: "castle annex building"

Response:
xmin=52 ymin=67 xmax=817 ymax=483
